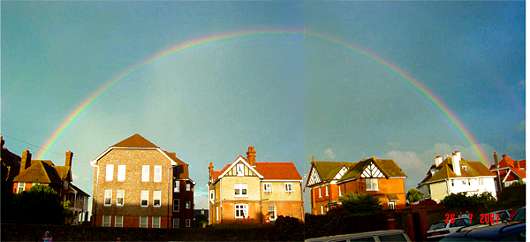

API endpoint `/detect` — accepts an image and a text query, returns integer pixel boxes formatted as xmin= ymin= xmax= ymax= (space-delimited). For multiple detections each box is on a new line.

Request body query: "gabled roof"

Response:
xmin=14 ymin=160 xmax=66 ymax=184
xmin=112 ymin=133 xmax=159 ymax=148
xmin=311 ymin=161 xmax=357 ymax=182
xmin=338 ymin=157 xmax=406 ymax=182
xmin=255 ymin=162 xmax=302 ymax=180
xmin=419 ymin=157 xmax=495 ymax=185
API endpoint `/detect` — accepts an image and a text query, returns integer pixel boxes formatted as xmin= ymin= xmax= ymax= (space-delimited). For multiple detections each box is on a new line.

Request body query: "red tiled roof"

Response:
xmin=255 ymin=162 xmax=302 ymax=180
xmin=112 ymin=133 xmax=159 ymax=148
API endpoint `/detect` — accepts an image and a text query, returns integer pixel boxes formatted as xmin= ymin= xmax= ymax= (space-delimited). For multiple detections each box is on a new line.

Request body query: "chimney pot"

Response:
xmin=434 ymin=155 xmax=443 ymax=167
xmin=246 ymin=146 xmax=256 ymax=166
xmin=65 ymin=150 xmax=73 ymax=167
xmin=452 ymin=151 xmax=462 ymax=176
xmin=20 ymin=149 xmax=32 ymax=172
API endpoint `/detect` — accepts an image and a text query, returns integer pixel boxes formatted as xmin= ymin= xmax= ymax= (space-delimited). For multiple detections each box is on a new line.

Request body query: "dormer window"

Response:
xmin=236 ymin=163 xmax=244 ymax=176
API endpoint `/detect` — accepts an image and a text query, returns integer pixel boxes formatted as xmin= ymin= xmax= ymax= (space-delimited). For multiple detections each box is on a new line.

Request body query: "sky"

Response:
xmin=2 ymin=1 xmax=525 ymax=211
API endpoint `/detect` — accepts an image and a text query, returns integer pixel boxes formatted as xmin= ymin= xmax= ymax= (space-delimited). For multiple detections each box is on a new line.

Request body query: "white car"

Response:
xmin=426 ymin=217 xmax=471 ymax=240
xmin=305 ymin=229 xmax=412 ymax=242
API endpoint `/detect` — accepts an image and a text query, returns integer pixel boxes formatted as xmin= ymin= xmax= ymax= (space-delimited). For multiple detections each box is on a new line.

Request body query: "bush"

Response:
xmin=12 ymin=185 xmax=66 ymax=224
xmin=340 ymin=193 xmax=383 ymax=216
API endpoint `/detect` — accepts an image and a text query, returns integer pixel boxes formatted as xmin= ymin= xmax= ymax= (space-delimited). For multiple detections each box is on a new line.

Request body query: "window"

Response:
xmin=141 ymin=165 xmax=150 ymax=182
xmin=388 ymin=201 xmax=396 ymax=210
xmin=141 ymin=190 xmax=149 ymax=207
xmin=268 ymin=204 xmax=277 ymax=221
xmin=172 ymin=218 xmax=180 ymax=228
xmin=186 ymin=183 xmax=191 ymax=191
xmin=117 ymin=165 xmax=126 ymax=182
xmin=366 ymin=178 xmax=379 ymax=191
xmin=174 ymin=180 xmax=180 ymax=192
xmin=153 ymin=191 xmax=161 ymax=207
xmin=320 ymin=205 xmax=324 ymax=215
xmin=263 ymin=183 xmax=272 ymax=193
xmin=152 ymin=216 xmax=161 ymax=228
xmin=139 ymin=216 xmax=148 ymax=228
xmin=285 ymin=183 xmax=293 ymax=193
xmin=216 ymin=207 xmax=219 ymax=221
xmin=338 ymin=186 xmax=342 ymax=197
xmin=105 ymin=164 xmax=114 ymax=181
xmin=17 ymin=182 xmax=25 ymax=193
xmin=209 ymin=190 xmax=215 ymax=201
xmin=115 ymin=216 xmax=123 ymax=227
xmin=236 ymin=163 xmax=244 ymax=176
xmin=154 ymin=165 xmax=162 ymax=182
xmin=185 ymin=219 xmax=191 ymax=227
xmin=462 ymin=180 xmax=466 ymax=185
xmin=325 ymin=186 xmax=329 ymax=196
xmin=173 ymin=199 xmax=180 ymax=211
xmin=104 ymin=190 xmax=112 ymax=206
xmin=116 ymin=190 xmax=124 ymax=207
xmin=451 ymin=180 xmax=455 ymax=186
xmin=479 ymin=178 xmax=484 ymax=185
xmin=185 ymin=201 xmax=191 ymax=209
xmin=235 ymin=204 xmax=248 ymax=219
xmin=102 ymin=215 xmax=111 ymax=227
xmin=318 ymin=187 xmax=322 ymax=198
xmin=234 ymin=184 xmax=248 ymax=197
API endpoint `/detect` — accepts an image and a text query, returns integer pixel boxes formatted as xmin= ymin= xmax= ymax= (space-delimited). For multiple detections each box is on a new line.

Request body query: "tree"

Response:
xmin=13 ymin=185 xmax=65 ymax=224
xmin=498 ymin=182 xmax=525 ymax=208
xmin=406 ymin=188 xmax=424 ymax=203
xmin=441 ymin=192 xmax=496 ymax=214
xmin=339 ymin=193 xmax=383 ymax=216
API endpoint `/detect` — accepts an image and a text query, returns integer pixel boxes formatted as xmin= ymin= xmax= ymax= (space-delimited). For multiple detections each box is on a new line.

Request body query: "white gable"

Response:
xmin=333 ymin=166 xmax=349 ymax=180
xmin=361 ymin=162 xmax=384 ymax=178
xmin=307 ymin=167 xmax=322 ymax=186
xmin=218 ymin=155 xmax=263 ymax=179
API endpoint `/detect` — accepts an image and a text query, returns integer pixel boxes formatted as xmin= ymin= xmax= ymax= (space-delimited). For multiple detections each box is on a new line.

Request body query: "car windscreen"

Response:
xmin=430 ymin=222 xmax=447 ymax=230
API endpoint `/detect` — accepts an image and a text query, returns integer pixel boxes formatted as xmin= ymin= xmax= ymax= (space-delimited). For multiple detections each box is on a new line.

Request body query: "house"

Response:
xmin=90 ymin=133 xmax=194 ymax=228
xmin=10 ymin=148 xmax=89 ymax=224
xmin=417 ymin=151 xmax=496 ymax=203
xmin=1 ymin=136 xmax=21 ymax=196
xmin=490 ymin=152 xmax=526 ymax=189
xmin=306 ymin=157 xmax=407 ymax=215
xmin=208 ymin=146 xmax=304 ymax=224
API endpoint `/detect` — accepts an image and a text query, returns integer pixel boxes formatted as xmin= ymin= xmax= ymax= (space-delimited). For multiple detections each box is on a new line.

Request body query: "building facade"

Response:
xmin=418 ymin=151 xmax=497 ymax=203
xmin=208 ymin=146 xmax=304 ymax=224
xmin=10 ymin=148 xmax=89 ymax=224
xmin=91 ymin=134 xmax=194 ymax=228
xmin=306 ymin=157 xmax=407 ymax=215
xmin=490 ymin=152 xmax=526 ymax=189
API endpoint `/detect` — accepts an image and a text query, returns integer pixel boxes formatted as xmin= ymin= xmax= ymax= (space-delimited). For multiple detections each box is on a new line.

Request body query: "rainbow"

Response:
xmin=35 ymin=28 xmax=490 ymax=162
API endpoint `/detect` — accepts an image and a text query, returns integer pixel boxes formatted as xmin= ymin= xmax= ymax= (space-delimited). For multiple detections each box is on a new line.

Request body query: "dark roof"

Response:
xmin=419 ymin=157 xmax=495 ymax=185
xmin=338 ymin=157 xmax=407 ymax=182
xmin=112 ymin=133 xmax=159 ymax=148
xmin=14 ymin=160 xmax=66 ymax=184
xmin=311 ymin=161 xmax=357 ymax=181
xmin=69 ymin=183 xmax=90 ymax=197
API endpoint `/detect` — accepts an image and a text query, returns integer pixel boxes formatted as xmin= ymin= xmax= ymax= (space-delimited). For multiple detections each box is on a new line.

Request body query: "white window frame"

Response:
xmin=388 ymin=201 xmax=396 ymax=210
xmin=234 ymin=184 xmax=248 ymax=197
xmin=153 ymin=190 xmax=162 ymax=208
xmin=115 ymin=215 xmax=123 ymax=227
xmin=154 ymin=165 xmax=162 ymax=183
xmin=209 ymin=190 xmax=215 ymax=202
xmin=152 ymin=216 xmax=161 ymax=228
xmin=285 ymin=183 xmax=293 ymax=193
xmin=117 ymin=165 xmax=126 ymax=182
xmin=236 ymin=163 xmax=244 ymax=176
xmin=185 ymin=201 xmax=191 ymax=209
xmin=141 ymin=165 xmax=150 ymax=182
xmin=105 ymin=164 xmax=114 ymax=182
xmin=338 ymin=186 xmax=342 ymax=197
xmin=366 ymin=178 xmax=379 ymax=191
xmin=268 ymin=204 xmax=277 ymax=221
xmin=104 ymin=189 xmax=112 ymax=207
xmin=140 ymin=190 xmax=149 ymax=207
xmin=325 ymin=186 xmax=329 ymax=196
xmin=263 ymin=183 xmax=272 ymax=193
xmin=216 ymin=206 xmax=219 ymax=222
xmin=172 ymin=218 xmax=180 ymax=228
xmin=102 ymin=215 xmax=111 ymax=227
xmin=116 ymin=190 xmax=125 ymax=207
xmin=185 ymin=219 xmax=191 ymax=227
xmin=186 ymin=183 xmax=191 ymax=191
xmin=173 ymin=199 xmax=180 ymax=212
xmin=234 ymin=204 xmax=248 ymax=219
xmin=17 ymin=182 xmax=25 ymax=193
xmin=174 ymin=180 xmax=180 ymax=193
xmin=318 ymin=187 xmax=322 ymax=198
xmin=139 ymin=216 xmax=148 ymax=228
xmin=320 ymin=205 xmax=324 ymax=215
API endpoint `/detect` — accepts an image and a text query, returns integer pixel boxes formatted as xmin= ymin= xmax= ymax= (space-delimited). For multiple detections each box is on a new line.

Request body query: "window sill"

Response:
xmin=104 ymin=204 xmax=112 ymax=207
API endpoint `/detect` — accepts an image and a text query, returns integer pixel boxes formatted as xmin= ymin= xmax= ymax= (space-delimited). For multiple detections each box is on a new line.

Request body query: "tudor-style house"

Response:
xmin=418 ymin=151 xmax=496 ymax=203
xmin=306 ymin=157 xmax=407 ymax=215
xmin=490 ymin=152 xmax=525 ymax=189
xmin=91 ymin=134 xmax=194 ymax=228
xmin=10 ymin=148 xmax=89 ymax=224
xmin=208 ymin=146 xmax=304 ymax=224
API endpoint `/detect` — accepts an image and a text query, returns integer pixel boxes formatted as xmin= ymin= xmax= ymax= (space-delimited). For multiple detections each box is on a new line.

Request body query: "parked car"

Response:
xmin=511 ymin=207 xmax=525 ymax=223
xmin=482 ymin=209 xmax=511 ymax=225
xmin=439 ymin=222 xmax=525 ymax=241
xmin=426 ymin=217 xmax=471 ymax=240
xmin=305 ymin=230 xmax=411 ymax=242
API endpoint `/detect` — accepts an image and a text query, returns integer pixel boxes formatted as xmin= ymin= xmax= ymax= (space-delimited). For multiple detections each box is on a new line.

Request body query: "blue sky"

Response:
xmin=2 ymin=2 xmax=524 ymax=210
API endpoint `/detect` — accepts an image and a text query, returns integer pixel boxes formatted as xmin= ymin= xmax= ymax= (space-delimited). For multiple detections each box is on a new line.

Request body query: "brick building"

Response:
xmin=208 ymin=146 xmax=304 ymax=224
xmin=306 ymin=157 xmax=407 ymax=215
xmin=10 ymin=148 xmax=89 ymax=224
xmin=490 ymin=152 xmax=526 ymax=189
xmin=91 ymin=134 xmax=194 ymax=228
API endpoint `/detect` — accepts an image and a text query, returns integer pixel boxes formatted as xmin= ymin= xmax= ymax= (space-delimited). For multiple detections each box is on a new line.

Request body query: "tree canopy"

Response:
xmin=339 ymin=193 xmax=383 ymax=216
xmin=12 ymin=185 xmax=66 ymax=224
xmin=406 ymin=188 xmax=424 ymax=203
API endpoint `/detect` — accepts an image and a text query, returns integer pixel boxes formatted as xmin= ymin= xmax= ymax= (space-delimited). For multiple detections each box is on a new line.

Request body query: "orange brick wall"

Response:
xmin=338 ymin=178 xmax=406 ymax=209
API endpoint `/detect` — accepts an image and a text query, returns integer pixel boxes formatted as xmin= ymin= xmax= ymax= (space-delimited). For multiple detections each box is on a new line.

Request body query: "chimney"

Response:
xmin=452 ymin=151 xmax=461 ymax=176
xmin=20 ymin=149 xmax=32 ymax=172
xmin=208 ymin=162 xmax=214 ymax=177
xmin=65 ymin=150 xmax=73 ymax=168
xmin=246 ymin=146 xmax=256 ymax=166
xmin=434 ymin=155 xmax=443 ymax=167
xmin=493 ymin=151 xmax=499 ymax=167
